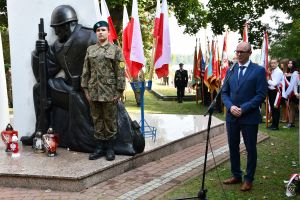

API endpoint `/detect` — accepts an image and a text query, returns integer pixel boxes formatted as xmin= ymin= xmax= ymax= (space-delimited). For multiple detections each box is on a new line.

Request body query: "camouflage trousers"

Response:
xmin=89 ymin=101 xmax=117 ymax=140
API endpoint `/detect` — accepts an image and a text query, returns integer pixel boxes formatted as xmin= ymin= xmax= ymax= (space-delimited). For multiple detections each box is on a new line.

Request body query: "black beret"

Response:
xmin=93 ymin=21 xmax=109 ymax=32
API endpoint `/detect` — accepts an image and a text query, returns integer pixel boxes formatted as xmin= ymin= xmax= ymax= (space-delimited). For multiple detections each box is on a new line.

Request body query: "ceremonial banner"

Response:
xmin=193 ymin=40 xmax=200 ymax=79
xmin=221 ymin=31 xmax=229 ymax=82
xmin=197 ymin=40 xmax=204 ymax=78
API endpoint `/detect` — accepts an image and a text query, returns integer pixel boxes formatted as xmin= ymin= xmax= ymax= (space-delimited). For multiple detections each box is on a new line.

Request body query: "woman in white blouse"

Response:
xmin=282 ymin=60 xmax=299 ymax=128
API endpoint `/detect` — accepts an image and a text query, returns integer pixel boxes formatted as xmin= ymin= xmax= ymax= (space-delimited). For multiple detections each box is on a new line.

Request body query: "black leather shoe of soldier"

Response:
xmin=89 ymin=147 xmax=106 ymax=160
xmin=106 ymin=148 xmax=115 ymax=161
xmin=89 ymin=140 xmax=106 ymax=160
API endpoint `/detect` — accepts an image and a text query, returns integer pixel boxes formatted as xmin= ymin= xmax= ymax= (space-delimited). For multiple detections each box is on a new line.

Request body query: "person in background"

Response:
xmin=133 ymin=69 xmax=145 ymax=107
xmin=267 ymin=58 xmax=283 ymax=131
xmin=279 ymin=59 xmax=289 ymax=123
xmin=282 ymin=60 xmax=299 ymax=128
xmin=222 ymin=42 xmax=267 ymax=192
xmin=174 ymin=63 xmax=188 ymax=103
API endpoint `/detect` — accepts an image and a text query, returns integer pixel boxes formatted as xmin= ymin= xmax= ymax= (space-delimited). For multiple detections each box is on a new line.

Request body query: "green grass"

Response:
xmin=125 ymin=86 xmax=300 ymax=200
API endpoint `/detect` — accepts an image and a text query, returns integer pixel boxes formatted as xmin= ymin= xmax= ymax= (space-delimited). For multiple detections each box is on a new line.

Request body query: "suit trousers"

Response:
xmin=268 ymin=89 xmax=280 ymax=128
xmin=176 ymin=86 xmax=185 ymax=102
xmin=226 ymin=122 xmax=258 ymax=183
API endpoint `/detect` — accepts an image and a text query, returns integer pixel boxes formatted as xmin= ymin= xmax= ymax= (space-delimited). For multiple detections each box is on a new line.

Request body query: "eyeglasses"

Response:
xmin=235 ymin=50 xmax=250 ymax=54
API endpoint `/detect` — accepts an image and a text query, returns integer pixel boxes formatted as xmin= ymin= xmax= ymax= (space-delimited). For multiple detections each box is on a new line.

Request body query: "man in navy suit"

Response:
xmin=221 ymin=42 xmax=267 ymax=191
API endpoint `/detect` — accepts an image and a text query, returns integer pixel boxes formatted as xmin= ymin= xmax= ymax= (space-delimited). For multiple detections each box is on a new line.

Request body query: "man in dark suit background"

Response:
xmin=221 ymin=42 xmax=267 ymax=191
xmin=174 ymin=63 xmax=188 ymax=103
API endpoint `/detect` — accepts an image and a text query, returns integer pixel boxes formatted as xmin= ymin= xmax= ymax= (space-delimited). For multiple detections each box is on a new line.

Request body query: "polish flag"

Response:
xmin=122 ymin=0 xmax=145 ymax=78
xmin=243 ymin=21 xmax=248 ymax=42
xmin=260 ymin=30 xmax=269 ymax=77
xmin=154 ymin=0 xmax=171 ymax=78
xmin=221 ymin=31 xmax=229 ymax=82
xmin=122 ymin=5 xmax=132 ymax=79
xmin=153 ymin=0 xmax=160 ymax=37
xmin=101 ymin=0 xmax=118 ymax=43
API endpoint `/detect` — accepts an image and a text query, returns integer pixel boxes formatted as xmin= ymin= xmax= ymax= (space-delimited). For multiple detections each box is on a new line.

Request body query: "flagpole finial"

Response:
xmin=244 ymin=14 xmax=250 ymax=21
xmin=224 ymin=24 xmax=228 ymax=31
xmin=263 ymin=24 xmax=269 ymax=31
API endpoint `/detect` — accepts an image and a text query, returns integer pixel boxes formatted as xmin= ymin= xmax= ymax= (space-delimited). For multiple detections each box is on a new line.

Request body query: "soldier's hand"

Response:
xmin=83 ymin=89 xmax=91 ymax=102
xmin=36 ymin=39 xmax=48 ymax=52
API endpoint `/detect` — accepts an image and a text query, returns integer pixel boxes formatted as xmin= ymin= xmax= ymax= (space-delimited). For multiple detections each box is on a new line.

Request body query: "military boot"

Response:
xmin=89 ymin=140 xmax=106 ymax=160
xmin=106 ymin=140 xmax=115 ymax=161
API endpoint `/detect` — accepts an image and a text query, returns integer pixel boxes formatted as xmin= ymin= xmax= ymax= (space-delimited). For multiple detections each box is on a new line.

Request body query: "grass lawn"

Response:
xmin=124 ymin=87 xmax=300 ymax=200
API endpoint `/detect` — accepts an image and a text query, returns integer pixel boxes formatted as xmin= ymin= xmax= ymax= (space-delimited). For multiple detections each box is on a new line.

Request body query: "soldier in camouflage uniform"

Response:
xmin=81 ymin=21 xmax=126 ymax=161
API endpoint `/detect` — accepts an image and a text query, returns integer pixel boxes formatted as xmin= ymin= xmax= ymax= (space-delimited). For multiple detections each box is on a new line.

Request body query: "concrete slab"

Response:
xmin=0 ymin=113 xmax=224 ymax=191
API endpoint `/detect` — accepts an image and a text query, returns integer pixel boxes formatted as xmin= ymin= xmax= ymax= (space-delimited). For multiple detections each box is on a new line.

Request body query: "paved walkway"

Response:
xmin=0 ymin=132 xmax=268 ymax=200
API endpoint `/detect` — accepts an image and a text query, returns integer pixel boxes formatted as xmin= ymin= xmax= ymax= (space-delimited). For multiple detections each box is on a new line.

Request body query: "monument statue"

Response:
xmin=21 ymin=5 xmax=145 ymax=155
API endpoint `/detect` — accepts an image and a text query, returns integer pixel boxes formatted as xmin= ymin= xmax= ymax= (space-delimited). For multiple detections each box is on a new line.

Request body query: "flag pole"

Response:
xmin=148 ymin=38 xmax=157 ymax=89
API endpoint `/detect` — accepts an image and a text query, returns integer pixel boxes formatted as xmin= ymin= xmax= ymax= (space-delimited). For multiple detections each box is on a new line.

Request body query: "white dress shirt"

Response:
xmin=268 ymin=66 xmax=283 ymax=90
xmin=282 ymin=71 xmax=299 ymax=98
xmin=238 ymin=60 xmax=250 ymax=78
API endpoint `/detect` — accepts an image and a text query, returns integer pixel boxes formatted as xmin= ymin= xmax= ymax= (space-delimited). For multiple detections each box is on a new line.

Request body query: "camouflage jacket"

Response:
xmin=81 ymin=42 xmax=126 ymax=102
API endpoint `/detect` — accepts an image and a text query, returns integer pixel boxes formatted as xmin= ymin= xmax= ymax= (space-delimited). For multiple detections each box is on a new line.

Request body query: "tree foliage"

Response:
xmin=207 ymin=0 xmax=299 ymax=48
xmin=269 ymin=8 xmax=300 ymax=61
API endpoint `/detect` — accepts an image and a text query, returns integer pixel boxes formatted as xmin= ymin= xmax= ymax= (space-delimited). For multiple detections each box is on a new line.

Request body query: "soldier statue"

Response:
xmin=21 ymin=5 xmax=145 ymax=156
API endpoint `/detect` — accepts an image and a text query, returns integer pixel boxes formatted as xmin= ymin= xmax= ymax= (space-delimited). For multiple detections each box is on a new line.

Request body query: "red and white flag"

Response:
xmin=153 ymin=0 xmax=160 ymax=38
xmin=260 ymin=30 xmax=268 ymax=76
xmin=154 ymin=0 xmax=171 ymax=78
xmin=220 ymin=31 xmax=229 ymax=82
xmin=243 ymin=21 xmax=248 ymax=42
xmin=122 ymin=5 xmax=132 ymax=79
xmin=101 ymin=0 xmax=118 ymax=43
xmin=122 ymin=0 xmax=145 ymax=79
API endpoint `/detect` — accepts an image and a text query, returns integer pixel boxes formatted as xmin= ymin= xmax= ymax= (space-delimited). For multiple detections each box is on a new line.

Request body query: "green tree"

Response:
xmin=269 ymin=8 xmax=300 ymax=61
xmin=206 ymin=0 xmax=299 ymax=48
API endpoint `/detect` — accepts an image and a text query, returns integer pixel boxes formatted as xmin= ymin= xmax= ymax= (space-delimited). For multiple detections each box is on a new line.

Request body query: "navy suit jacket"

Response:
xmin=221 ymin=61 xmax=267 ymax=124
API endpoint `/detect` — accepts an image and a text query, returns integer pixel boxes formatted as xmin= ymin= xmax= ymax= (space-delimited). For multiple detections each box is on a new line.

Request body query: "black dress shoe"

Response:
xmin=106 ymin=140 xmax=115 ymax=161
xmin=89 ymin=141 xmax=106 ymax=160
xmin=89 ymin=148 xmax=106 ymax=160
xmin=106 ymin=148 xmax=115 ymax=161
xmin=270 ymin=127 xmax=279 ymax=131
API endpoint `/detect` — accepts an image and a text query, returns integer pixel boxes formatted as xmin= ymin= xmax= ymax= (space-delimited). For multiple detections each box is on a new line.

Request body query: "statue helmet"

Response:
xmin=50 ymin=5 xmax=78 ymax=27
